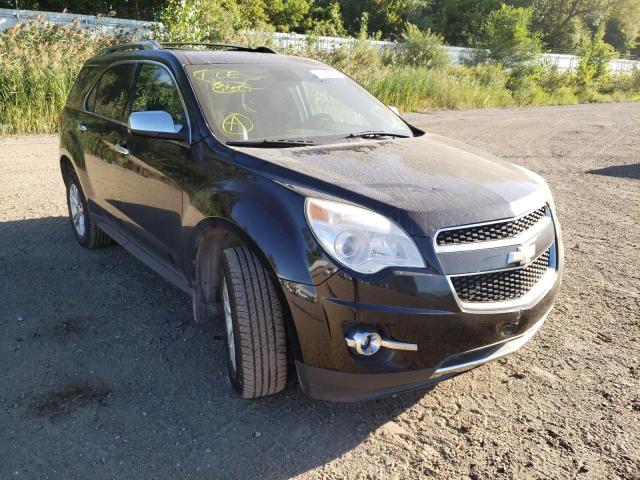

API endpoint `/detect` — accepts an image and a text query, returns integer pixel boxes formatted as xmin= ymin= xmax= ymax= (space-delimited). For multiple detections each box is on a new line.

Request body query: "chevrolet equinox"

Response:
xmin=58 ymin=41 xmax=563 ymax=401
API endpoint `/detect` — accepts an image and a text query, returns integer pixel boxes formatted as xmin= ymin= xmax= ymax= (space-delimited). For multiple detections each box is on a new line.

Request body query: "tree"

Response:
xmin=604 ymin=0 xmax=640 ymax=54
xmin=307 ymin=2 xmax=348 ymax=37
xmin=337 ymin=0 xmax=431 ymax=39
xmin=0 ymin=0 xmax=166 ymax=20
xmin=427 ymin=0 xmax=502 ymax=47
xmin=157 ymin=0 xmax=267 ymax=42
xmin=481 ymin=4 xmax=542 ymax=67
xmin=576 ymin=28 xmax=616 ymax=86
xmin=397 ymin=23 xmax=450 ymax=69
xmin=262 ymin=0 xmax=312 ymax=33
xmin=530 ymin=0 xmax=615 ymax=51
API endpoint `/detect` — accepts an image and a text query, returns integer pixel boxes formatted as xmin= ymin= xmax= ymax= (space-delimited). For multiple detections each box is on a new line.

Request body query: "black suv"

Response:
xmin=59 ymin=41 xmax=563 ymax=401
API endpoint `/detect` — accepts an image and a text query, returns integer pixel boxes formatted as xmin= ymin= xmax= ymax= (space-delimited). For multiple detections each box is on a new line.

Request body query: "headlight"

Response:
xmin=305 ymin=198 xmax=425 ymax=274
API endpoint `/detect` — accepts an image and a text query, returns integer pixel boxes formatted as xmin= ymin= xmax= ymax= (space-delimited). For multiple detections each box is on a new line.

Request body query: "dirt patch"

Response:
xmin=50 ymin=317 xmax=87 ymax=338
xmin=31 ymin=383 xmax=110 ymax=418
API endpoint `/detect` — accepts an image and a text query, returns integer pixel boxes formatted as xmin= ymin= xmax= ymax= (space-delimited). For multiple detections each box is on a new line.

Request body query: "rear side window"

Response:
xmin=67 ymin=64 xmax=101 ymax=109
xmin=86 ymin=63 xmax=136 ymax=122
xmin=131 ymin=64 xmax=186 ymax=129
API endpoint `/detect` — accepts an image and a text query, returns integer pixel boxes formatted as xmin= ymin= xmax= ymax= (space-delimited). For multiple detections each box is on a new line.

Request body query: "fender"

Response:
xmin=181 ymin=164 xmax=339 ymax=287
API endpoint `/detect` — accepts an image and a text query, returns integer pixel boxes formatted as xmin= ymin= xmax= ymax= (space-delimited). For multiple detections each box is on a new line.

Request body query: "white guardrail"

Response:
xmin=271 ymin=32 xmax=640 ymax=75
xmin=2 ymin=8 xmax=639 ymax=74
xmin=0 ymin=8 xmax=155 ymax=35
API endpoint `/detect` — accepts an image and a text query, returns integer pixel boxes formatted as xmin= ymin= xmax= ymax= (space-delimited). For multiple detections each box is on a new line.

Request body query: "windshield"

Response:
xmin=186 ymin=63 xmax=412 ymax=145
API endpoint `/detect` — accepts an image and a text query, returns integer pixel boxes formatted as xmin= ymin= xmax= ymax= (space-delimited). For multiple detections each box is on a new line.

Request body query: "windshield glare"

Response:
xmin=186 ymin=63 xmax=412 ymax=144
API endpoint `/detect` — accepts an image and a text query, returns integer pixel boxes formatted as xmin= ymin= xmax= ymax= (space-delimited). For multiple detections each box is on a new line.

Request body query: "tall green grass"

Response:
xmin=0 ymin=21 xmax=639 ymax=135
xmin=355 ymin=65 xmax=514 ymax=111
xmin=0 ymin=19 xmax=131 ymax=134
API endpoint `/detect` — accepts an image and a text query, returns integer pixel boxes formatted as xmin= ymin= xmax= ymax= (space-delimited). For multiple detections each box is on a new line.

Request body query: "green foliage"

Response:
xmin=263 ymin=0 xmax=312 ymax=32
xmin=0 ymin=0 xmax=166 ymax=21
xmin=156 ymin=0 xmax=267 ymax=42
xmin=1 ymin=11 xmax=639 ymax=135
xmin=157 ymin=0 xmax=330 ymax=41
xmin=395 ymin=24 xmax=450 ymax=69
xmin=0 ymin=20 xmax=135 ymax=134
xmin=604 ymin=0 xmax=640 ymax=54
xmin=352 ymin=65 xmax=514 ymax=111
xmin=427 ymin=0 xmax=501 ymax=47
xmin=6 ymin=0 xmax=638 ymax=58
xmin=531 ymin=0 xmax=613 ymax=51
xmin=535 ymin=66 xmax=577 ymax=93
xmin=307 ymin=2 xmax=348 ymax=37
xmin=337 ymin=0 xmax=432 ymax=39
xmin=576 ymin=29 xmax=616 ymax=87
xmin=481 ymin=4 xmax=542 ymax=68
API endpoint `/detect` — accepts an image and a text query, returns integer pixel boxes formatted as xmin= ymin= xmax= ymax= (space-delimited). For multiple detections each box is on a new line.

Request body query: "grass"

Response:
xmin=0 ymin=19 xmax=129 ymax=134
xmin=1 ymin=21 xmax=639 ymax=134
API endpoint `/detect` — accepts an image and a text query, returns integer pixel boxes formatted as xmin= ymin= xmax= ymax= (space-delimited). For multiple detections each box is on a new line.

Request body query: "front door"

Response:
xmin=115 ymin=62 xmax=191 ymax=267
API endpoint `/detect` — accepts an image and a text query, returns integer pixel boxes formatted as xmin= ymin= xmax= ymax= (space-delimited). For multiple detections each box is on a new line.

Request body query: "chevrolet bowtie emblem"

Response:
xmin=507 ymin=243 xmax=536 ymax=265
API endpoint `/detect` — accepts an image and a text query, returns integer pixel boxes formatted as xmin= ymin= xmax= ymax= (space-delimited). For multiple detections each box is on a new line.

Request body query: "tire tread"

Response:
xmin=223 ymin=247 xmax=287 ymax=398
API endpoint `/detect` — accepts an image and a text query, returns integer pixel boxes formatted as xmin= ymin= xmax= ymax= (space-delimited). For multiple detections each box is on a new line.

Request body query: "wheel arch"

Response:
xmin=189 ymin=216 xmax=303 ymax=365
xmin=60 ymin=154 xmax=75 ymax=185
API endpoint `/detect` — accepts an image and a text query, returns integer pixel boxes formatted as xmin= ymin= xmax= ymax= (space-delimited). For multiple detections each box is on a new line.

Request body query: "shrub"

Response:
xmin=395 ymin=24 xmax=450 ymax=69
xmin=469 ymin=63 xmax=510 ymax=89
xmin=481 ymin=4 xmax=542 ymax=68
xmin=536 ymin=65 xmax=576 ymax=94
xmin=156 ymin=0 xmax=262 ymax=42
xmin=576 ymin=29 xmax=616 ymax=87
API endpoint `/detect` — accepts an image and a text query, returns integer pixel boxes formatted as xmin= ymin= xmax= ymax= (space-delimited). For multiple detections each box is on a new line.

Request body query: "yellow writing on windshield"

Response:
xmin=222 ymin=112 xmax=254 ymax=135
xmin=193 ymin=69 xmax=265 ymax=94
xmin=212 ymin=81 xmax=264 ymax=94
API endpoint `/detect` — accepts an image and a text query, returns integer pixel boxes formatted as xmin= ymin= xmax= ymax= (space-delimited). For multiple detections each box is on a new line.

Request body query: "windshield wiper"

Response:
xmin=226 ymin=139 xmax=316 ymax=148
xmin=344 ymin=131 xmax=410 ymax=139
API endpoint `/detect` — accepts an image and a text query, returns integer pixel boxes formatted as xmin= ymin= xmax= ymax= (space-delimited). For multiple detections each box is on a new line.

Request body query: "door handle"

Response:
xmin=115 ymin=143 xmax=129 ymax=155
xmin=78 ymin=123 xmax=88 ymax=132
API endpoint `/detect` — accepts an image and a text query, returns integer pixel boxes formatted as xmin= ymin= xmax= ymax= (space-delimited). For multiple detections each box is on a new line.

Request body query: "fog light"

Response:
xmin=345 ymin=331 xmax=418 ymax=355
xmin=502 ymin=323 xmax=517 ymax=336
xmin=348 ymin=331 xmax=382 ymax=356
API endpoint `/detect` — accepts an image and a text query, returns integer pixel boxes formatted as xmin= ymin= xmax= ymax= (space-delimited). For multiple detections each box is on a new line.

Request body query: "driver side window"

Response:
xmin=131 ymin=64 xmax=186 ymax=130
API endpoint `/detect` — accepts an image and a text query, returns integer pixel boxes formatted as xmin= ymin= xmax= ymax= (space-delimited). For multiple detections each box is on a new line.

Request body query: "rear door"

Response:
xmin=79 ymin=63 xmax=136 ymax=219
xmin=115 ymin=62 xmax=191 ymax=267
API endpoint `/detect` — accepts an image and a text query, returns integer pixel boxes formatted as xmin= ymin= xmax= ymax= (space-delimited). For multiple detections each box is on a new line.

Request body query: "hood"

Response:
xmin=234 ymin=133 xmax=551 ymax=237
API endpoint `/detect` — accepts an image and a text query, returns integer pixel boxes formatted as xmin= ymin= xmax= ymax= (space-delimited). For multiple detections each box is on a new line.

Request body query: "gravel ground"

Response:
xmin=1 ymin=103 xmax=638 ymax=480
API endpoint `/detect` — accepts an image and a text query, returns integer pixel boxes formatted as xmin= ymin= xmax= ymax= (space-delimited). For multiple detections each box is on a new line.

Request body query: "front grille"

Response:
xmin=451 ymin=249 xmax=551 ymax=303
xmin=437 ymin=206 xmax=547 ymax=246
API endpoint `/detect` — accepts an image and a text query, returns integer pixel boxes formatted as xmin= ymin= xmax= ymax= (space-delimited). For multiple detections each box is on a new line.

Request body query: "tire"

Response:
xmin=220 ymin=246 xmax=287 ymax=398
xmin=65 ymin=171 xmax=111 ymax=248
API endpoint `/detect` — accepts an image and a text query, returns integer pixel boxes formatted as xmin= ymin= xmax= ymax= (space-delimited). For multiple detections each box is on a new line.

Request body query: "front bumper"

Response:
xmin=296 ymin=310 xmax=549 ymax=402
xmin=281 ymin=211 xmax=563 ymax=402
xmin=282 ymin=261 xmax=561 ymax=401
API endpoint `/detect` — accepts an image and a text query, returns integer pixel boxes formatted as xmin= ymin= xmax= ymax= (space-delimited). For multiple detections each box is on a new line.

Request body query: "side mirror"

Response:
xmin=128 ymin=111 xmax=185 ymax=141
xmin=388 ymin=106 xmax=400 ymax=115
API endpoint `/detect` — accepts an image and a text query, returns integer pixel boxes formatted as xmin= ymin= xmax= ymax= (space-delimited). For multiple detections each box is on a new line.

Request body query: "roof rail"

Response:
xmin=100 ymin=40 xmax=161 ymax=56
xmin=161 ymin=42 xmax=277 ymax=54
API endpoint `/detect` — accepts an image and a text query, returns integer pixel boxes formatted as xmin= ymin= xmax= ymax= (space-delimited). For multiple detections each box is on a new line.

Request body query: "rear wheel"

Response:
xmin=65 ymin=171 xmax=111 ymax=248
xmin=220 ymin=246 xmax=287 ymax=398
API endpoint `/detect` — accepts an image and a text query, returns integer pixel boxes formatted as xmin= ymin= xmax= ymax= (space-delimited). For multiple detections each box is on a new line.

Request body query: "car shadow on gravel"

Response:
xmin=587 ymin=163 xmax=640 ymax=180
xmin=1 ymin=216 xmax=427 ymax=480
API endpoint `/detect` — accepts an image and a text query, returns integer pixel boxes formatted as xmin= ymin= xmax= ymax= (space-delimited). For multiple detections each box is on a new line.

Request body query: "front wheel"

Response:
xmin=220 ymin=247 xmax=287 ymax=398
xmin=65 ymin=171 xmax=111 ymax=248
